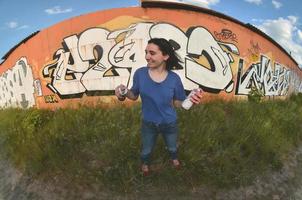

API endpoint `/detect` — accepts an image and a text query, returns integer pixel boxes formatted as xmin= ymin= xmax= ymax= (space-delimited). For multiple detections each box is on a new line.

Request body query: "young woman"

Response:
xmin=115 ymin=38 xmax=202 ymax=175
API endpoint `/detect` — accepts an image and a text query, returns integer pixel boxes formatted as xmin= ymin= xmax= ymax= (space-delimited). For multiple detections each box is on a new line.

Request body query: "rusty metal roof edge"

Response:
xmin=141 ymin=0 xmax=299 ymax=67
xmin=1 ymin=30 xmax=40 ymax=61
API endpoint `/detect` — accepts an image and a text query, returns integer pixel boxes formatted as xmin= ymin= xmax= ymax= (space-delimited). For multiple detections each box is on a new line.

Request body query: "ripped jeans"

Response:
xmin=140 ymin=120 xmax=178 ymax=165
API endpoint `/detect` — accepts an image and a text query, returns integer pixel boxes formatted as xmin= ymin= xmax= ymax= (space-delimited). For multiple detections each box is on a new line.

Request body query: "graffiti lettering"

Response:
xmin=0 ymin=57 xmax=35 ymax=108
xmin=235 ymin=55 xmax=291 ymax=96
xmin=186 ymin=27 xmax=235 ymax=93
xmin=248 ymin=40 xmax=261 ymax=61
xmin=43 ymin=22 xmax=238 ymax=98
xmin=290 ymin=71 xmax=302 ymax=93
xmin=214 ymin=29 xmax=238 ymax=42
xmin=44 ymin=95 xmax=59 ymax=103
xmin=34 ymin=79 xmax=43 ymax=96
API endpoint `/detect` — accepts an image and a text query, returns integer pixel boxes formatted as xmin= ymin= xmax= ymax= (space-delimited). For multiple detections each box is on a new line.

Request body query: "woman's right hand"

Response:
xmin=115 ymin=84 xmax=127 ymax=101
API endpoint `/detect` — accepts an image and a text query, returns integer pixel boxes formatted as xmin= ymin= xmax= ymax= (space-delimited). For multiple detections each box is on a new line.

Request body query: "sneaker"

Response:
xmin=171 ymin=159 xmax=181 ymax=170
xmin=141 ymin=164 xmax=150 ymax=176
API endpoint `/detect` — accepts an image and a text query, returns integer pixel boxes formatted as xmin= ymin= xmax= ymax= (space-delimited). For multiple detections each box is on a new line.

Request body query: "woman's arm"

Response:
xmin=173 ymin=100 xmax=183 ymax=108
xmin=115 ymin=84 xmax=139 ymax=101
xmin=125 ymin=89 xmax=139 ymax=101
xmin=173 ymin=90 xmax=203 ymax=109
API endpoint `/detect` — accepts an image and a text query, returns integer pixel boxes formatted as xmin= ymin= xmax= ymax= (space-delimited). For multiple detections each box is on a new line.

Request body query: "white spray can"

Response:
xmin=119 ymin=87 xmax=128 ymax=96
xmin=117 ymin=87 xmax=128 ymax=101
xmin=182 ymin=88 xmax=201 ymax=110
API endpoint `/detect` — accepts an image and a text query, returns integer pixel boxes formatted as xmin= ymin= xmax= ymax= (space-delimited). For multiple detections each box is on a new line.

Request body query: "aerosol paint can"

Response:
xmin=182 ymin=88 xmax=201 ymax=110
xmin=117 ymin=87 xmax=128 ymax=101
xmin=119 ymin=87 xmax=128 ymax=96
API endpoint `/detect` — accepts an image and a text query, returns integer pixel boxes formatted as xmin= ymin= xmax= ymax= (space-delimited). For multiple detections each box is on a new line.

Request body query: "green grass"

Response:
xmin=1 ymin=94 xmax=302 ymax=194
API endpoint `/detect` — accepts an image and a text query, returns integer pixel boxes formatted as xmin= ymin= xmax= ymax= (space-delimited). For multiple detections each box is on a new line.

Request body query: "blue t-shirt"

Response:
xmin=131 ymin=67 xmax=186 ymax=124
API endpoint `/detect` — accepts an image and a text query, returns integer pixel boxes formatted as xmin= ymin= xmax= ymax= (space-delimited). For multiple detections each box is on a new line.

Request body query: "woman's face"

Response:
xmin=145 ymin=43 xmax=169 ymax=69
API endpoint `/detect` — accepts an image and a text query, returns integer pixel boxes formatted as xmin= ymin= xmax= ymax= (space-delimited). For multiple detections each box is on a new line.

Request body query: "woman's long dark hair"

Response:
xmin=148 ymin=38 xmax=182 ymax=71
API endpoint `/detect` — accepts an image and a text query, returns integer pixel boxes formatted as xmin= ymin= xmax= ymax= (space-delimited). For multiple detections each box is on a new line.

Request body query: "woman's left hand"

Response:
xmin=190 ymin=89 xmax=203 ymax=104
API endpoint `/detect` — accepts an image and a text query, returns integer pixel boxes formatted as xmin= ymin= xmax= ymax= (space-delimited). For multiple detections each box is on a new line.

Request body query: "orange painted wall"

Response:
xmin=0 ymin=6 xmax=301 ymax=109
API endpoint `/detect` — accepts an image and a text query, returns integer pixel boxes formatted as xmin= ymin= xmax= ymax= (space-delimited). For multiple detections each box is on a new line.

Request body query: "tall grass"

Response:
xmin=0 ymin=94 xmax=302 ymax=194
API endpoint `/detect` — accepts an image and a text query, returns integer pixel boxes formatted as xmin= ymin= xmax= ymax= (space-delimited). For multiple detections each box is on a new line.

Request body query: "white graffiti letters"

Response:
xmin=236 ymin=55 xmax=291 ymax=96
xmin=43 ymin=22 xmax=238 ymax=98
xmin=108 ymin=23 xmax=153 ymax=88
xmin=43 ymin=49 xmax=86 ymax=96
xmin=186 ymin=27 xmax=234 ymax=93
xmin=80 ymin=28 xmax=129 ymax=91
xmin=0 ymin=57 xmax=35 ymax=108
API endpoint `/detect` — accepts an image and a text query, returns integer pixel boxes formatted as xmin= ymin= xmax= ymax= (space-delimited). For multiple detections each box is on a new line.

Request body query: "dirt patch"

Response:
xmin=1 ymin=145 xmax=302 ymax=199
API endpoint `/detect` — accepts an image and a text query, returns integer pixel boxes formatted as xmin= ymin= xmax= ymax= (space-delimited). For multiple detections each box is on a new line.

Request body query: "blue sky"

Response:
xmin=1 ymin=0 xmax=302 ymax=66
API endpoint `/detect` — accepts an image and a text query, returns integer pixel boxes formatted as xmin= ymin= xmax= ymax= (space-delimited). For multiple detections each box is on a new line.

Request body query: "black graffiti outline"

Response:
xmin=235 ymin=55 xmax=291 ymax=96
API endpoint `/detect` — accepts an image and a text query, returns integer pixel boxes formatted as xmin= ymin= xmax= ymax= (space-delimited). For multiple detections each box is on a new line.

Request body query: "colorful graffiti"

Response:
xmin=42 ymin=22 xmax=239 ymax=98
xmin=236 ymin=55 xmax=291 ymax=96
xmin=42 ymin=22 xmax=299 ymax=100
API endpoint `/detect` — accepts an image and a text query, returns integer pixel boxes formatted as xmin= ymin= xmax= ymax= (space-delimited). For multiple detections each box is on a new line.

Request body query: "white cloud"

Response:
xmin=195 ymin=0 xmax=220 ymax=8
xmin=45 ymin=6 xmax=73 ymax=15
xmin=272 ymin=0 xmax=282 ymax=9
xmin=288 ymin=16 xmax=298 ymax=24
xmin=7 ymin=21 xmax=18 ymax=29
xmin=6 ymin=21 xmax=28 ymax=30
xmin=298 ymin=30 xmax=302 ymax=42
xmin=251 ymin=18 xmax=264 ymax=23
xmin=244 ymin=0 xmax=262 ymax=5
xmin=256 ymin=16 xmax=302 ymax=67
xmin=17 ymin=25 xmax=29 ymax=30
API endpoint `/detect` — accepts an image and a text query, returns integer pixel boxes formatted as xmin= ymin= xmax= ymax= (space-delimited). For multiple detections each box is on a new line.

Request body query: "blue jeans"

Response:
xmin=140 ymin=120 xmax=178 ymax=165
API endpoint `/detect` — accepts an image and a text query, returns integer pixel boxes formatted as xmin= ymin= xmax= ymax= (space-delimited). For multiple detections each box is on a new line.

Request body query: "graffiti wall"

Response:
xmin=0 ymin=5 xmax=302 ymax=109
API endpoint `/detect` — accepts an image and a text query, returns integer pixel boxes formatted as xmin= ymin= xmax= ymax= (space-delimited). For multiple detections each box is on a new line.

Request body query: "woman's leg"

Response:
xmin=140 ymin=121 xmax=158 ymax=165
xmin=160 ymin=121 xmax=178 ymax=161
